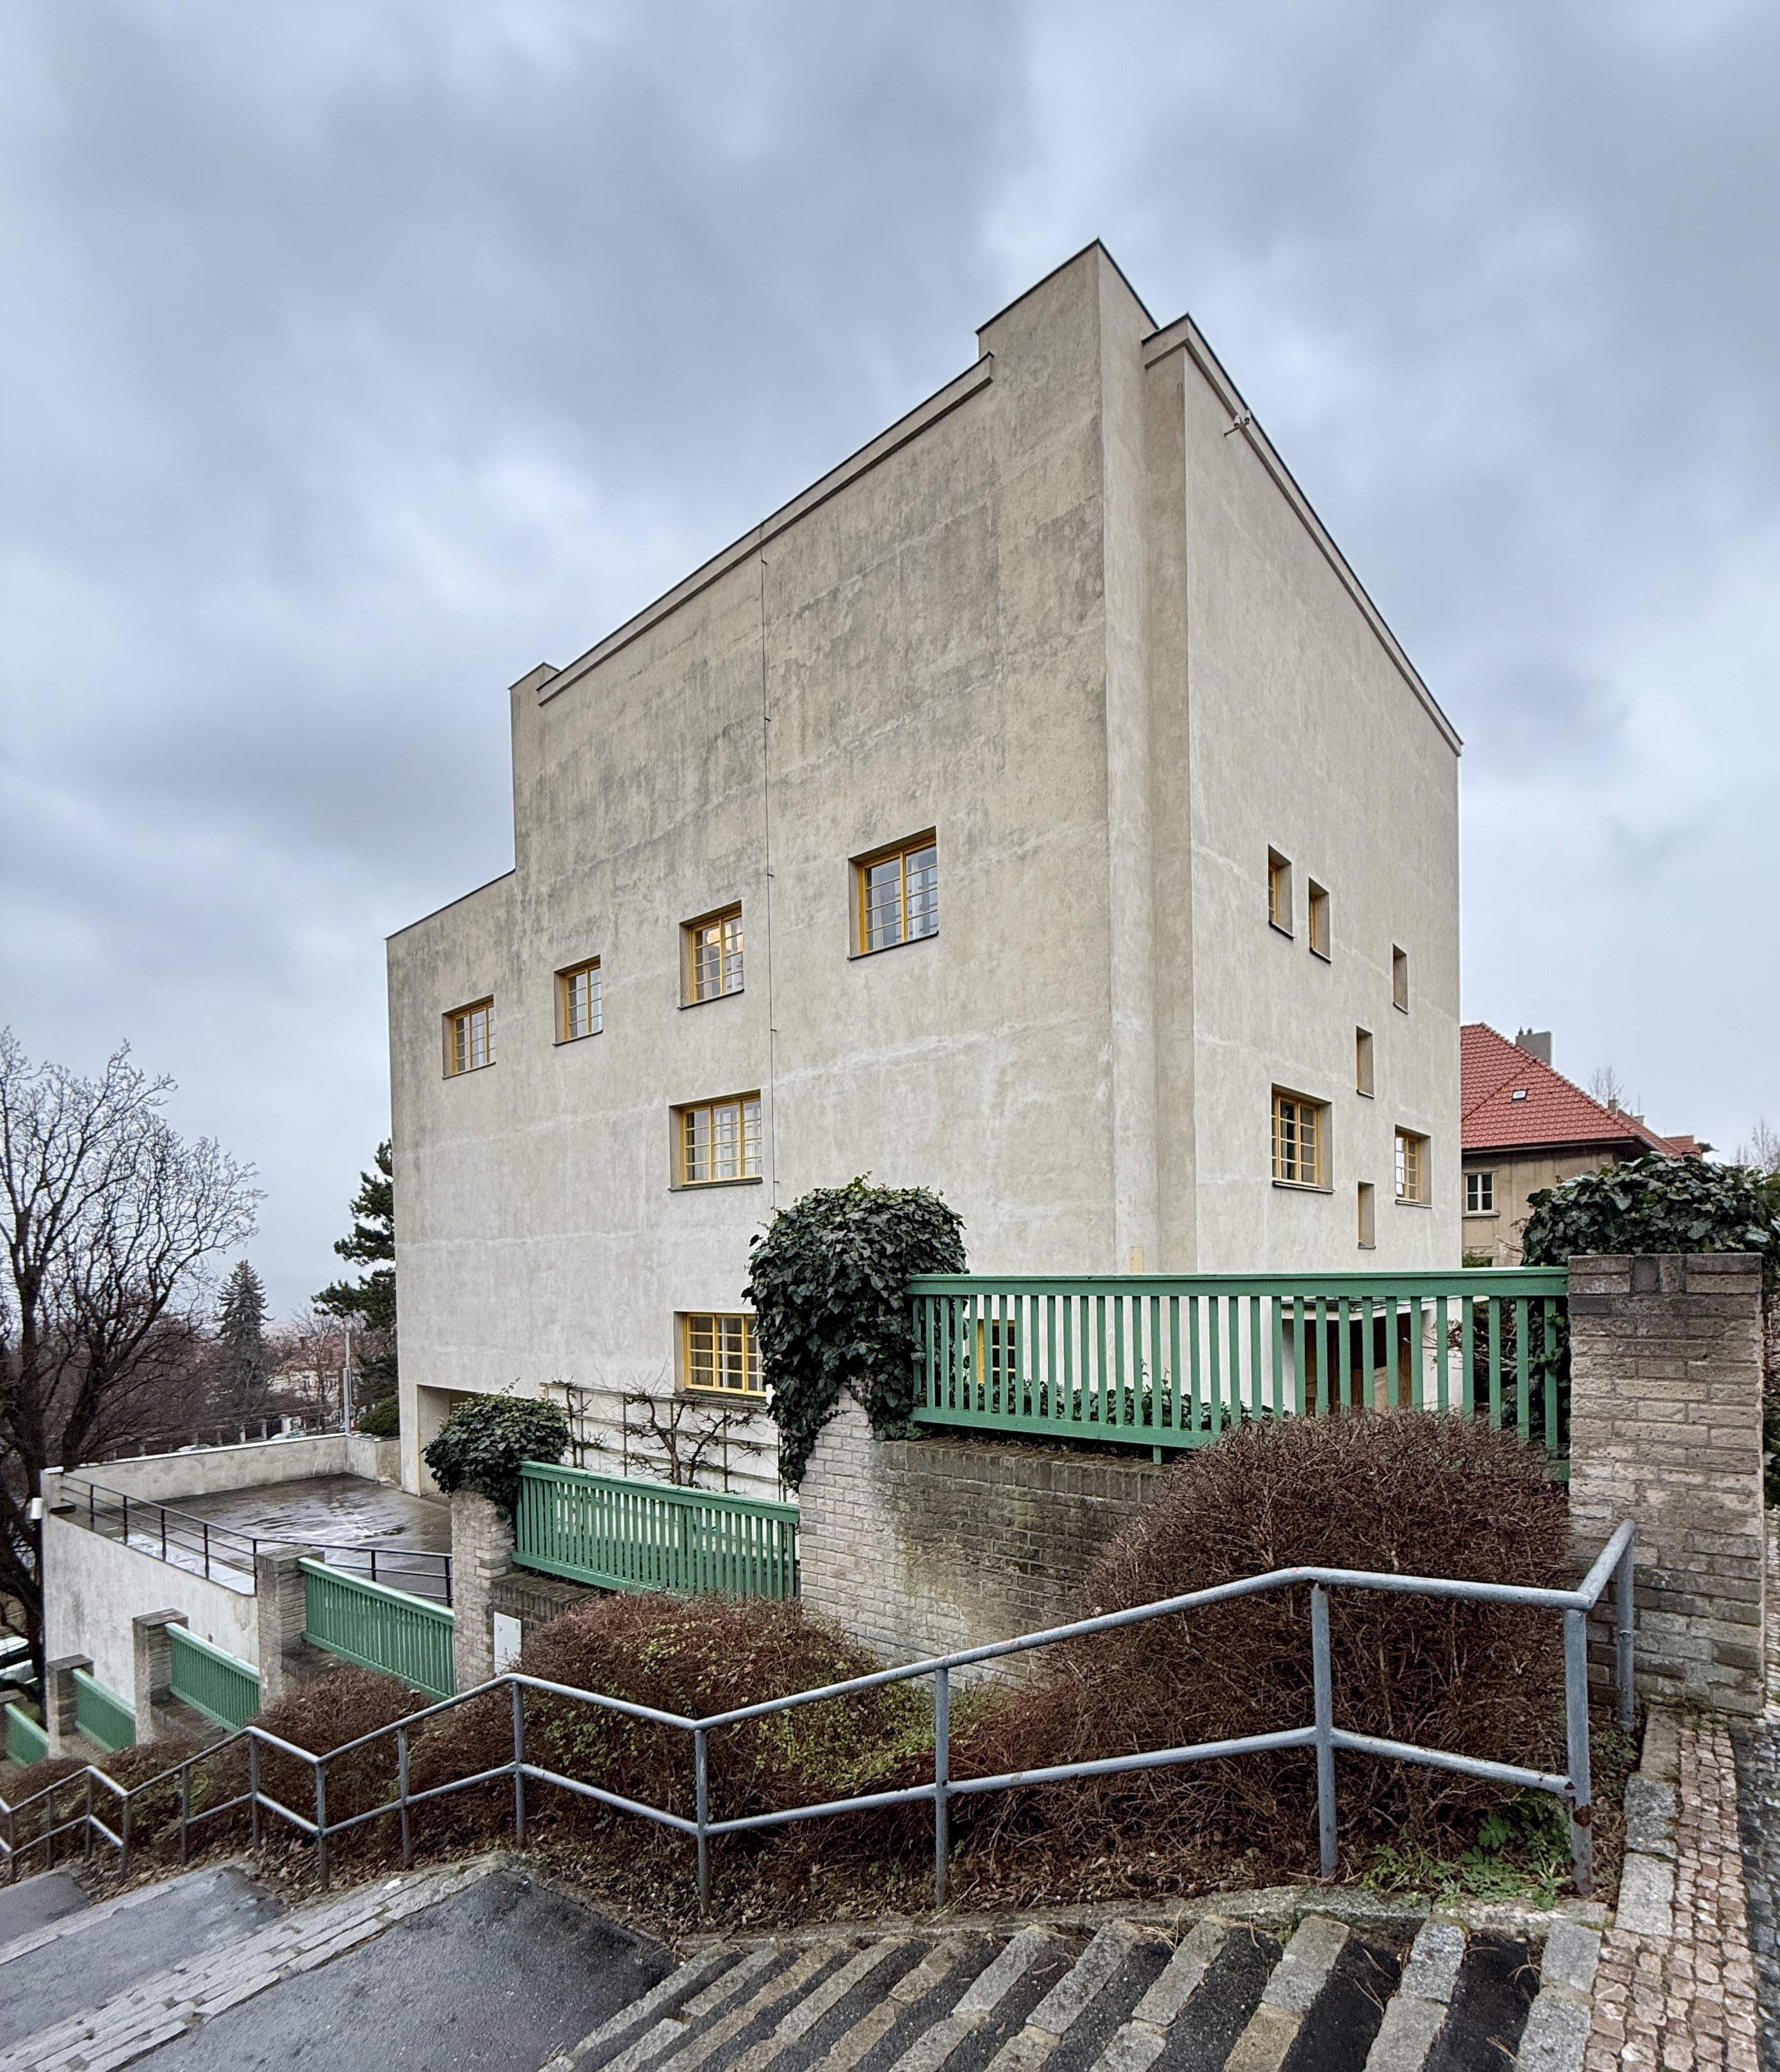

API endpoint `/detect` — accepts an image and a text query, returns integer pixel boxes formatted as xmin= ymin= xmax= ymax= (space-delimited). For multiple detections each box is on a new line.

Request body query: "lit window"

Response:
xmin=1392 ymin=945 xmax=1409 ymax=1013
xmin=1466 ymin=1170 xmax=1496 ymax=1215
xmin=1307 ymin=881 xmax=1330 ymax=959
xmin=676 ymin=1096 xmax=762 ymax=1185
xmin=1271 ymin=1091 xmax=1325 ymax=1187
xmin=682 ymin=1313 xmax=760 ymax=1396
xmin=557 ymin=960 xmax=601 ymax=1043
xmin=444 ymin=999 xmax=494 ymax=1076
xmin=1357 ymin=1182 xmax=1376 ymax=1248
xmin=856 ymin=835 xmax=938 ymax=954
xmin=1268 ymin=850 xmax=1293 ymax=935
xmin=1355 ymin=1027 xmax=1375 ymax=1098
xmin=1396 ymin=1129 xmax=1429 ymax=1203
xmin=685 ymin=907 xmax=743 ymax=1003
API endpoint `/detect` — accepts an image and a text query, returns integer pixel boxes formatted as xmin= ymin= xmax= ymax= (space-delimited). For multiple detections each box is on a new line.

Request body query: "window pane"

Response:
xmin=722 ymin=913 xmax=744 ymax=993
xmin=742 ymin=1098 xmax=761 ymax=1179
xmin=865 ymin=858 xmax=902 ymax=950
xmin=692 ymin=923 xmax=721 ymax=1000
xmin=905 ymin=847 xmax=938 ymax=938
xmin=683 ymin=1107 xmax=710 ymax=1183
xmin=711 ymin=1101 xmax=740 ymax=1180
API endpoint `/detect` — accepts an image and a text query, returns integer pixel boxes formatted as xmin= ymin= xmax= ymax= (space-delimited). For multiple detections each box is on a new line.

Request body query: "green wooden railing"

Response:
xmin=168 ymin=1625 xmax=262 ymax=1732
xmin=4 ymin=1703 xmax=47 ymax=1768
xmin=515 ymin=1462 xmax=800 ymax=1599
xmin=302 ymin=1560 xmax=455 ymax=1702
xmin=910 ymin=1269 xmax=1571 ymax=1467
xmin=72 ymin=1669 xmax=136 ymax=1752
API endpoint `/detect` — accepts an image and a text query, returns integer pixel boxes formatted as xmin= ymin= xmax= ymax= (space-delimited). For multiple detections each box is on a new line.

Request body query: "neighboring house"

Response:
xmin=1460 ymin=1022 xmax=1699 ymax=1264
xmin=388 ymin=243 xmax=1464 ymax=1499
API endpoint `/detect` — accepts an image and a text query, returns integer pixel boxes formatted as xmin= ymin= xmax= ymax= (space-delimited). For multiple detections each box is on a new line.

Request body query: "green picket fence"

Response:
xmin=72 ymin=1669 xmax=136 ymax=1752
xmin=910 ymin=1269 xmax=1571 ymax=1468
xmin=301 ymin=1560 xmax=455 ymax=1702
xmin=168 ymin=1626 xmax=262 ymax=1732
xmin=515 ymin=1462 xmax=800 ymax=1599
xmin=4 ymin=1702 xmax=47 ymax=1768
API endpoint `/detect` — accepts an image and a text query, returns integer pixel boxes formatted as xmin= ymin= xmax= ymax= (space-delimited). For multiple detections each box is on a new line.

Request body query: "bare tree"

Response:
xmin=269 ymin=1309 xmax=347 ymax=1432
xmin=0 ymin=1031 xmax=259 ymax=1667
xmin=1587 ymin=1063 xmax=1628 ymax=1111
xmin=1736 ymin=1118 xmax=1780 ymax=1176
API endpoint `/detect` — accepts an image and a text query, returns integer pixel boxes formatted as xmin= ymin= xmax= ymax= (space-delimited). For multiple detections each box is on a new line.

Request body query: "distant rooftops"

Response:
xmin=1460 ymin=1022 xmax=1697 ymax=1158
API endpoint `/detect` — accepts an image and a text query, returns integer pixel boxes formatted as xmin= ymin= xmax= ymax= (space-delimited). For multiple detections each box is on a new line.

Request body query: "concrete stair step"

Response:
xmin=0 ymin=1868 xmax=88 ymax=1948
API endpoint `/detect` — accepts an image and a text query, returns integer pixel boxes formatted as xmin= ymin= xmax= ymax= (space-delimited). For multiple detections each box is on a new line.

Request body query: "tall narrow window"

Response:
xmin=1271 ymin=1090 xmax=1326 ymax=1188
xmin=855 ymin=835 xmax=938 ymax=953
xmin=1466 ymin=1170 xmax=1496 ymax=1214
xmin=1392 ymin=945 xmax=1410 ymax=1013
xmin=1355 ymin=1027 xmax=1375 ymax=1098
xmin=684 ymin=906 xmax=744 ymax=1003
xmin=682 ymin=1313 xmax=760 ymax=1396
xmin=557 ymin=960 xmax=602 ymax=1043
xmin=676 ymin=1095 xmax=762 ymax=1185
xmin=1267 ymin=850 xmax=1293 ymax=935
xmin=1396 ymin=1129 xmax=1428 ymax=1203
xmin=1357 ymin=1182 xmax=1376 ymax=1249
xmin=443 ymin=998 xmax=494 ymax=1076
xmin=1307 ymin=881 xmax=1330 ymax=959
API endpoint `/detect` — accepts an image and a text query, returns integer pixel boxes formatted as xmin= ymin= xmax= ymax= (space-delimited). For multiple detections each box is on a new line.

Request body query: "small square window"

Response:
xmin=1357 ymin=1182 xmax=1376 ymax=1248
xmin=675 ymin=1095 xmax=763 ymax=1186
xmin=1392 ymin=945 xmax=1410 ymax=1014
xmin=854 ymin=834 xmax=938 ymax=954
xmin=443 ymin=998 xmax=494 ymax=1076
xmin=556 ymin=959 xmax=602 ymax=1043
xmin=1396 ymin=1128 xmax=1429 ymax=1204
xmin=1267 ymin=850 xmax=1293 ymax=936
xmin=1271 ymin=1089 xmax=1327 ymax=1188
xmin=1307 ymin=882 xmax=1330 ymax=960
xmin=684 ymin=906 xmax=743 ymax=1003
xmin=1466 ymin=1170 xmax=1496 ymax=1215
xmin=1355 ymin=1027 xmax=1375 ymax=1098
xmin=681 ymin=1312 xmax=761 ymax=1396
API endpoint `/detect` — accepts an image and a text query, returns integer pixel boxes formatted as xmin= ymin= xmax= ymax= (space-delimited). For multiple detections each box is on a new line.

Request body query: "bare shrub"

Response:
xmin=953 ymin=1414 xmax=1569 ymax=1874
xmin=411 ymin=1595 xmax=925 ymax=1876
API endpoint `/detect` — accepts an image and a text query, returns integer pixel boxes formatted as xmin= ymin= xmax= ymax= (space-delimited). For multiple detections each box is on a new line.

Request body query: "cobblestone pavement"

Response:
xmin=1586 ymin=1722 xmax=1761 ymax=2072
xmin=1728 ymin=1513 xmax=1780 ymax=2072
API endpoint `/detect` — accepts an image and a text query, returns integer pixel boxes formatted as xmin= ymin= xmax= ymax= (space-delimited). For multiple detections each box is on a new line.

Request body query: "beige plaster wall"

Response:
xmin=388 ymin=247 xmax=1464 ymax=1494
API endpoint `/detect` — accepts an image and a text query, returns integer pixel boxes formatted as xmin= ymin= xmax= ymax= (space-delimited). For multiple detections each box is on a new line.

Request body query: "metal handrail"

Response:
xmin=0 ymin=1521 xmax=1635 ymax=1907
xmin=54 ymin=1479 xmax=452 ymax=1603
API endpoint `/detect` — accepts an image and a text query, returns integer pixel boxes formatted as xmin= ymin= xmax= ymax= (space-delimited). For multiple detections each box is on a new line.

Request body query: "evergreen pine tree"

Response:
xmin=316 ymin=1141 xmax=398 ymax=1406
xmin=216 ymin=1258 xmax=272 ymax=1414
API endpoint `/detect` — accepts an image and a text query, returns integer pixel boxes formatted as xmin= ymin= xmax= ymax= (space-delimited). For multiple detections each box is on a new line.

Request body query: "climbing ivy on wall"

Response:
xmin=743 ymin=1178 xmax=966 ymax=1489
xmin=422 ymin=1395 xmax=571 ymax=1519
xmin=1523 ymin=1154 xmax=1779 ymax=1290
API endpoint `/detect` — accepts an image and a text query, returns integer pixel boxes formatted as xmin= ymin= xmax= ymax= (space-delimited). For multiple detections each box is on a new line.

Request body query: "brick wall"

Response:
xmin=1568 ymin=1252 xmax=1766 ymax=1716
xmin=798 ymin=1398 xmax=1168 ymax=1675
xmin=450 ymin=1489 xmax=514 ymax=1692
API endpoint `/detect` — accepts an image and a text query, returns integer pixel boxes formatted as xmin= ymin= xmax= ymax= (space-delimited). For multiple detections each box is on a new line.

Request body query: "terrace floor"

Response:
xmin=171 ymin=1475 xmax=450 ymax=1553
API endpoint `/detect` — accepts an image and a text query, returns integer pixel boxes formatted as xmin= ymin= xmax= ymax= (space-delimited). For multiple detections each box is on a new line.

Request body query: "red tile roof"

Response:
xmin=1460 ymin=1024 xmax=1692 ymax=1157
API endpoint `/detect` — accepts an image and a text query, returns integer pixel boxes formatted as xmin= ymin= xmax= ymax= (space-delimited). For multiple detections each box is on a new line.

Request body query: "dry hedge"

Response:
xmin=952 ymin=1413 xmax=1569 ymax=1872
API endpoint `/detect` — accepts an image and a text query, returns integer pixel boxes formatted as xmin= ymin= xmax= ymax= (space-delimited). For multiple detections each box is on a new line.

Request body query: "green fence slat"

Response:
xmin=5 ymin=1702 xmax=47 ymax=1768
xmin=168 ymin=1626 xmax=261 ymax=1731
xmin=300 ymin=1562 xmax=455 ymax=1701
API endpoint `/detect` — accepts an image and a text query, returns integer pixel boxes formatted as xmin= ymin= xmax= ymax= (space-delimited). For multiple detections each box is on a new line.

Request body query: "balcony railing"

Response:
xmin=910 ymin=1269 xmax=1570 ymax=1467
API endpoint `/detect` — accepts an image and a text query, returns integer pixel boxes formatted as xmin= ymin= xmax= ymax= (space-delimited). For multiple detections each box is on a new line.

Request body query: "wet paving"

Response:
xmin=170 ymin=1474 xmax=450 ymax=1551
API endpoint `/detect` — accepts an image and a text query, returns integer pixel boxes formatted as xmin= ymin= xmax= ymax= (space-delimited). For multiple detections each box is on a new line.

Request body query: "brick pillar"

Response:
xmin=450 ymin=1490 xmax=513 ymax=1693
xmin=131 ymin=1610 xmax=188 ymax=1743
xmin=1567 ymin=1252 xmax=1765 ymax=1715
xmin=44 ymin=1653 xmax=91 ymax=1758
xmin=254 ymin=1545 xmax=319 ymax=1706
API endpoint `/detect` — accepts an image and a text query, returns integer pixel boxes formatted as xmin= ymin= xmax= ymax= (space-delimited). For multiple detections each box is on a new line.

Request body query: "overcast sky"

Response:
xmin=3 ymin=0 xmax=1776 ymax=1316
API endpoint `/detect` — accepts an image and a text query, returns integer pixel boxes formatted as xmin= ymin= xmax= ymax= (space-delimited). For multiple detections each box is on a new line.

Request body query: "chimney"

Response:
xmin=1514 ymin=1028 xmax=1552 ymax=1066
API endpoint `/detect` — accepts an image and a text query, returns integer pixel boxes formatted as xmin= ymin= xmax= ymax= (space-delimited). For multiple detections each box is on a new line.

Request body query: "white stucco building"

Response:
xmin=388 ymin=245 xmax=1463 ymax=1497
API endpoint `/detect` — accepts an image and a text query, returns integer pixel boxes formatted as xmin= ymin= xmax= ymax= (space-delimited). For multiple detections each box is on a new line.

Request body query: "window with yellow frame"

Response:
xmin=684 ymin=906 xmax=744 ymax=1003
xmin=854 ymin=835 xmax=938 ymax=954
xmin=675 ymin=1095 xmax=762 ymax=1185
xmin=556 ymin=959 xmax=601 ymax=1043
xmin=1271 ymin=1089 xmax=1325 ymax=1187
xmin=443 ymin=998 xmax=494 ymax=1076
xmin=1396 ymin=1129 xmax=1429 ymax=1204
xmin=681 ymin=1312 xmax=761 ymax=1396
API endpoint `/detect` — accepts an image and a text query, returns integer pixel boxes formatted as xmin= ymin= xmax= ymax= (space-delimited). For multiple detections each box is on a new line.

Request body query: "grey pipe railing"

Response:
xmin=1 ymin=1521 xmax=1635 ymax=1907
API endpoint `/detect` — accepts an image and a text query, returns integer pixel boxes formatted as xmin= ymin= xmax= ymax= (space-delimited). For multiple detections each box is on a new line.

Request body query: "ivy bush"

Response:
xmin=744 ymin=1178 xmax=965 ymax=1488
xmin=421 ymin=1394 xmax=570 ymax=1517
xmin=1523 ymin=1154 xmax=1779 ymax=1288
xmin=355 ymin=1395 xmax=400 ymax=1439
